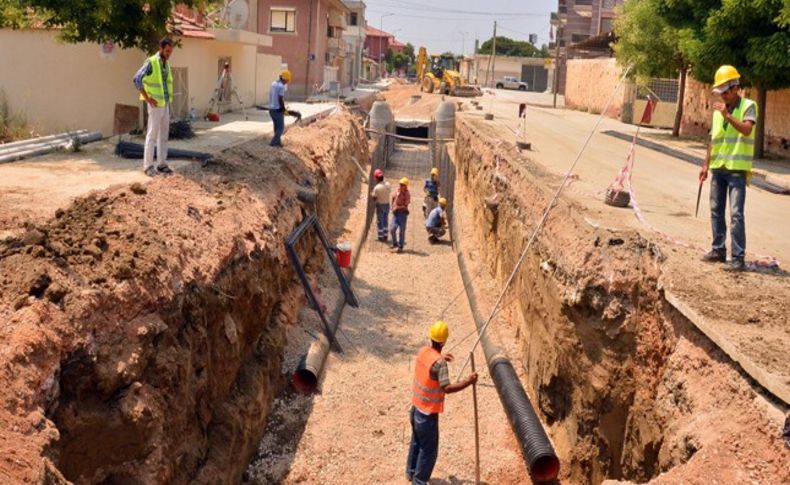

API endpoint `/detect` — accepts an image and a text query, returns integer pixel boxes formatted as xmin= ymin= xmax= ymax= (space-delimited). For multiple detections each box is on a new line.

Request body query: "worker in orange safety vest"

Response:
xmin=406 ymin=320 xmax=478 ymax=485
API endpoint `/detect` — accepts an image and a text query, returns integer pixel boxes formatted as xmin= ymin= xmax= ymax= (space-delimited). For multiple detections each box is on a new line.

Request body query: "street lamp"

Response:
xmin=459 ymin=31 xmax=471 ymax=56
xmin=380 ymin=13 xmax=395 ymax=78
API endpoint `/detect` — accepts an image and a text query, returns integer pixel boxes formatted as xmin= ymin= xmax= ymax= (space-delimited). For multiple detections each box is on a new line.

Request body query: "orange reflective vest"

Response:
xmin=412 ymin=346 xmax=445 ymax=414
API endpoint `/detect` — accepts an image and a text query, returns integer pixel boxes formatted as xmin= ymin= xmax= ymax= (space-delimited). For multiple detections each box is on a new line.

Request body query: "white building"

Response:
xmin=342 ymin=1 xmax=366 ymax=87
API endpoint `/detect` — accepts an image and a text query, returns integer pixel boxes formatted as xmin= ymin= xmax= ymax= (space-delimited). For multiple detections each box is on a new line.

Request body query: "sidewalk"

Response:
xmin=606 ymin=130 xmax=790 ymax=192
xmin=0 ymin=102 xmax=338 ymax=237
xmin=305 ymin=81 xmax=390 ymax=105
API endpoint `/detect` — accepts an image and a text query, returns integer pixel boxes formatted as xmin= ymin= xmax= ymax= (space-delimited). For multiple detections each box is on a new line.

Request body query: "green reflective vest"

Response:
xmin=709 ymin=97 xmax=757 ymax=172
xmin=140 ymin=54 xmax=173 ymax=106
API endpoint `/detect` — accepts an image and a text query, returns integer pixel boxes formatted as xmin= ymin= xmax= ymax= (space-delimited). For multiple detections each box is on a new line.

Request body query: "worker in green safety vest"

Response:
xmin=699 ymin=65 xmax=758 ymax=272
xmin=133 ymin=37 xmax=175 ymax=177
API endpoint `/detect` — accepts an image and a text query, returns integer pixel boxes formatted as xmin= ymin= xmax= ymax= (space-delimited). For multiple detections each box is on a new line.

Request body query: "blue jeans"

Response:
xmin=270 ymin=109 xmax=285 ymax=146
xmin=376 ymin=203 xmax=390 ymax=240
xmin=390 ymin=211 xmax=408 ymax=249
xmin=406 ymin=407 xmax=439 ymax=485
xmin=710 ymin=169 xmax=746 ymax=260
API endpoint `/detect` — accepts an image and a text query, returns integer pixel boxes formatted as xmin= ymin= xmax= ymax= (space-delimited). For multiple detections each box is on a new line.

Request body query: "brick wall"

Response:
xmin=682 ymin=77 xmax=790 ymax=156
xmin=565 ymin=58 xmax=625 ymax=118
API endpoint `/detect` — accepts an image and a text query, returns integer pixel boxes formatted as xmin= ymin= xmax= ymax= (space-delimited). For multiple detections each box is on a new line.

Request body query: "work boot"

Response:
xmin=725 ymin=258 xmax=746 ymax=272
xmin=701 ymin=249 xmax=726 ymax=263
xmin=157 ymin=165 xmax=174 ymax=175
xmin=144 ymin=166 xmax=157 ymax=177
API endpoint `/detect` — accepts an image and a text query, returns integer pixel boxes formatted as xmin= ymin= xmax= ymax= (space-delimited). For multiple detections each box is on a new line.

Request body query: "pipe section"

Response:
xmin=451 ymin=204 xmax=560 ymax=482
xmin=292 ymin=128 xmax=384 ymax=393
xmin=0 ymin=132 xmax=102 ymax=164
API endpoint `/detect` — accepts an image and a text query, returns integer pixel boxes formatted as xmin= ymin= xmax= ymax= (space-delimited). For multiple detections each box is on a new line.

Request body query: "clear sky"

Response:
xmin=362 ymin=0 xmax=557 ymax=55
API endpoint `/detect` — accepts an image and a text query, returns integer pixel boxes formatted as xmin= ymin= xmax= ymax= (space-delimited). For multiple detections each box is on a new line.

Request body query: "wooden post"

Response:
xmin=470 ymin=352 xmax=481 ymax=485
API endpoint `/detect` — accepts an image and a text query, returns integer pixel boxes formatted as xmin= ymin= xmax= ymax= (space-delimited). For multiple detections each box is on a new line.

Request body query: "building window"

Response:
xmin=270 ymin=8 xmax=296 ymax=32
xmin=571 ymin=34 xmax=590 ymax=44
xmin=575 ymin=0 xmax=593 ymax=5
xmin=350 ymin=12 xmax=358 ymax=26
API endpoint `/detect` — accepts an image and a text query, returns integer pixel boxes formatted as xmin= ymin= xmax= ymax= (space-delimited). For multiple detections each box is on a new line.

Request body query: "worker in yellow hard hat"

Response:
xmin=269 ymin=69 xmax=292 ymax=147
xmin=699 ymin=65 xmax=757 ymax=272
xmin=406 ymin=320 xmax=478 ymax=485
xmin=423 ymin=167 xmax=441 ymax=217
xmin=389 ymin=177 xmax=411 ymax=252
xmin=425 ymin=197 xmax=448 ymax=244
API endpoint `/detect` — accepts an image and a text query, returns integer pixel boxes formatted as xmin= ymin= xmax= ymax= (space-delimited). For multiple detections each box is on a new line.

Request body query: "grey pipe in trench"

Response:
xmin=291 ymin=151 xmax=380 ymax=393
xmin=450 ymin=205 xmax=560 ymax=482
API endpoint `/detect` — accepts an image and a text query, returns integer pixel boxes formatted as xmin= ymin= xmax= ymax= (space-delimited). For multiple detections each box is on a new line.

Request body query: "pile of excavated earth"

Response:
xmin=0 ymin=85 xmax=787 ymax=485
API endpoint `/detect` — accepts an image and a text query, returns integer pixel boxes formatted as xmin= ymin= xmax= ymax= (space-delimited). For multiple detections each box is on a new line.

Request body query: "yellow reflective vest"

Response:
xmin=709 ymin=97 xmax=757 ymax=172
xmin=140 ymin=54 xmax=173 ymax=106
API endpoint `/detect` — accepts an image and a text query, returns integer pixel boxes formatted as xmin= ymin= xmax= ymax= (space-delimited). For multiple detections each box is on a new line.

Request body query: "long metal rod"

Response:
xmin=456 ymin=64 xmax=633 ymax=379
xmin=471 ymin=352 xmax=481 ymax=485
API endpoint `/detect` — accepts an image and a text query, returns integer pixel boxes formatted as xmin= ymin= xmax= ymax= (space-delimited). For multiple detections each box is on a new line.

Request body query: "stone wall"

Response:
xmin=564 ymin=58 xmax=625 ymax=118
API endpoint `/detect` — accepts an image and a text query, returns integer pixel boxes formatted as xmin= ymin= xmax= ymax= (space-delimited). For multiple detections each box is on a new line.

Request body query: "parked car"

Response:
xmin=495 ymin=76 xmax=528 ymax=91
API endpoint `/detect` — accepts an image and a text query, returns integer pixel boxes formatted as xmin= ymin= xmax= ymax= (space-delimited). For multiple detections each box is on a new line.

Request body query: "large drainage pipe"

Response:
xmin=450 ymin=191 xmax=560 ymax=482
xmin=291 ymin=125 xmax=383 ymax=393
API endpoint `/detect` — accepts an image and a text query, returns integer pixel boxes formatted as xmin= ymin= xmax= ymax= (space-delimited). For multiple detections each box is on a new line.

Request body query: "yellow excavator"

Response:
xmin=416 ymin=47 xmax=479 ymax=97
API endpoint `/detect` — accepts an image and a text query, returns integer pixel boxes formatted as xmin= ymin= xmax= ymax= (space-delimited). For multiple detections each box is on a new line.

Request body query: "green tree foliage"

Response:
xmin=393 ymin=52 xmax=407 ymax=70
xmin=658 ymin=0 xmax=790 ymax=156
xmin=614 ymin=0 xmax=683 ymax=80
xmin=404 ymin=42 xmax=416 ymax=63
xmin=478 ymin=36 xmax=540 ymax=57
xmin=0 ymin=0 xmax=212 ymax=52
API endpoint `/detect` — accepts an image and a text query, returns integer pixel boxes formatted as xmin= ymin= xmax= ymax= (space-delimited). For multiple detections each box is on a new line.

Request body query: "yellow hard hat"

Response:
xmin=399 ymin=177 xmax=409 ymax=186
xmin=431 ymin=167 xmax=439 ymax=176
xmin=429 ymin=320 xmax=449 ymax=343
xmin=439 ymin=197 xmax=448 ymax=207
xmin=713 ymin=65 xmax=740 ymax=90
xmin=280 ymin=69 xmax=292 ymax=82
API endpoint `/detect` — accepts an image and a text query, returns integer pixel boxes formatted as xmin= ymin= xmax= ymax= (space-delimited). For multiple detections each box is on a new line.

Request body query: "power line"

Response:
xmin=365 ymin=0 xmax=550 ymax=17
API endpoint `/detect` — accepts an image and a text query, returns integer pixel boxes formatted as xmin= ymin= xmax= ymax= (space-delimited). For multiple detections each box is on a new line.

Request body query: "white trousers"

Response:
xmin=144 ymin=104 xmax=169 ymax=169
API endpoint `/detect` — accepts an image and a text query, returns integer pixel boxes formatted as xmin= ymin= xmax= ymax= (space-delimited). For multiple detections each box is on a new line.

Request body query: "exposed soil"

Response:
xmin=246 ymin=141 xmax=532 ymax=484
xmin=0 ymin=110 xmax=370 ymax=484
xmin=379 ymin=83 xmax=449 ymax=120
xmin=453 ymin=117 xmax=789 ymax=484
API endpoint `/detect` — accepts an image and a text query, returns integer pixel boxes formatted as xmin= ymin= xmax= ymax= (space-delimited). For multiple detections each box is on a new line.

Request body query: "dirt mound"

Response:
xmin=0 ymin=110 xmax=370 ymax=483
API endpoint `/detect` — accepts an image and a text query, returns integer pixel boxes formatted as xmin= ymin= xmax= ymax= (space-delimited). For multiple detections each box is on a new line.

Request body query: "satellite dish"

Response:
xmin=227 ymin=0 xmax=249 ymax=30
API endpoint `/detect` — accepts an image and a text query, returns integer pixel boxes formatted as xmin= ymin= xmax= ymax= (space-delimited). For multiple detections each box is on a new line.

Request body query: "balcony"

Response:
xmin=328 ymin=10 xmax=347 ymax=29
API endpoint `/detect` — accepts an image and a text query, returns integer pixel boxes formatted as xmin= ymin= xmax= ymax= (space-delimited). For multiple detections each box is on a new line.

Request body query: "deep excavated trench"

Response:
xmin=4 ymin=100 xmax=783 ymax=485
xmin=243 ymin=100 xmax=786 ymax=484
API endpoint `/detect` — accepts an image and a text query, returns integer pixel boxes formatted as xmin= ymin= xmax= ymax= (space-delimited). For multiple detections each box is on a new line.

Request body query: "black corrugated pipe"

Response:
xmin=450 ymin=207 xmax=560 ymax=482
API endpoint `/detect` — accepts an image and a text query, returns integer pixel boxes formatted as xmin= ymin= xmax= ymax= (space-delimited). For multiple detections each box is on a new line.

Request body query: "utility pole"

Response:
xmin=552 ymin=26 xmax=562 ymax=108
xmin=490 ymin=21 xmax=497 ymax=87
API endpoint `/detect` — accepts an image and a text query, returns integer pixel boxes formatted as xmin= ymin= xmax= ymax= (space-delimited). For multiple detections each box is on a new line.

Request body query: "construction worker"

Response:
xmin=406 ymin=320 xmax=478 ymax=485
xmin=699 ymin=65 xmax=757 ymax=272
xmin=269 ymin=70 xmax=291 ymax=147
xmin=390 ymin=177 xmax=411 ymax=252
xmin=425 ymin=197 xmax=448 ymax=243
xmin=422 ymin=167 xmax=441 ymax=217
xmin=371 ymin=169 xmax=391 ymax=242
xmin=133 ymin=37 xmax=175 ymax=177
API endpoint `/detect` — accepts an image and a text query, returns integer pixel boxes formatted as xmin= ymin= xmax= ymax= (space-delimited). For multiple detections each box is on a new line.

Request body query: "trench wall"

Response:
xmin=454 ymin=118 xmax=676 ymax=483
xmin=0 ymin=111 xmax=370 ymax=484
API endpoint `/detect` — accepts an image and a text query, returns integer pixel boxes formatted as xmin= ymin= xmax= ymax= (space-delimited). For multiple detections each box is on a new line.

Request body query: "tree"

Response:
xmin=478 ymin=36 xmax=540 ymax=57
xmin=393 ymin=53 xmax=407 ymax=71
xmin=404 ymin=42 xmax=416 ymax=64
xmin=385 ymin=47 xmax=394 ymax=73
xmin=613 ymin=0 xmax=692 ymax=136
xmin=0 ymin=0 xmax=214 ymax=52
xmin=658 ymin=0 xmax=790 ymax=158
xmin=538 ymin=44 xmax=550 ymax=57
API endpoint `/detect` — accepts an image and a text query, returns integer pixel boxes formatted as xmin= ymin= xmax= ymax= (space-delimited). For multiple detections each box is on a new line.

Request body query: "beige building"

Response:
xmin=461 ymin=54 xmax=549 ymax=91
xmin=0 ymin=14 xmax=281 ymax=137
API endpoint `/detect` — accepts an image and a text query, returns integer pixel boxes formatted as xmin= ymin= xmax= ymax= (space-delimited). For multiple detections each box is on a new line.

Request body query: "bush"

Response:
xmin=0 ymin=90 xmax=35 ymax=143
